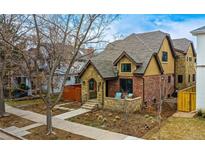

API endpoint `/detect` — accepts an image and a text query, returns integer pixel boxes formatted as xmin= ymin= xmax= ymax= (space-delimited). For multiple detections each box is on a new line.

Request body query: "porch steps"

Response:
xmin=81 ymin=100 xmax=98 ymax=110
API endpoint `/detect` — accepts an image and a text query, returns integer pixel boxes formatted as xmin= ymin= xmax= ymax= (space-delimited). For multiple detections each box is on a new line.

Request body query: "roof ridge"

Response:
xmin=134 ymin=34 xmax=153 ymax=53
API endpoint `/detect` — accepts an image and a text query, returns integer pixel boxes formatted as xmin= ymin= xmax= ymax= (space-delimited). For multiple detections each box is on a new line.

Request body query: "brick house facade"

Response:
xmin=80 ymin=31 xmax=176 ymax=107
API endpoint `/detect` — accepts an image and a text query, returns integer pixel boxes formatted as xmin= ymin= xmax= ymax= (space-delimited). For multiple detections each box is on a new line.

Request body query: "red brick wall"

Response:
xmin=107 ymin=79 xmax=119 ymax=97
xmin=106 ymin=74 xmax=175 ymax=106
xmin=143 ymin=75 xmax=161 ymax=106
xmin=133 ymin=76 xmax=143 ymax=98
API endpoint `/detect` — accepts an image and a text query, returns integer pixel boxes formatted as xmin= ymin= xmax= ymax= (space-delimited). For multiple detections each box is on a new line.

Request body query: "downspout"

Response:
xmin=142 ymin=76 xmax=145 ymax=103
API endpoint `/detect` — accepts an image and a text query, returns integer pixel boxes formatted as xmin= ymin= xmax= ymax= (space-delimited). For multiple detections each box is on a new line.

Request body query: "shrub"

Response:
xmin=197 ymin=109 xmax=203 ymax=117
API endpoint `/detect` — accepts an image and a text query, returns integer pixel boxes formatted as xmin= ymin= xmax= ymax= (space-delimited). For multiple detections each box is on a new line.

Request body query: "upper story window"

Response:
xmin=121 ymin=63 xmax=131 ymax=72
xmin=178 ymin=75 xmax=183 ymax=83
xmin=162 ymin=51 xmax=168 ymax=62
xmin=193 ymin=74 xmax=196 ymax=82
xmin=189 ymin=57 xmax=192 ymax=62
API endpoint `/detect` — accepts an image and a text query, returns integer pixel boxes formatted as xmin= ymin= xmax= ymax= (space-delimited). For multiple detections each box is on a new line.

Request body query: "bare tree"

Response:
xmin=32 ymin=14 xmax=118 ymax=134
xmin=0 ymin=15 xmax=35 ymax=116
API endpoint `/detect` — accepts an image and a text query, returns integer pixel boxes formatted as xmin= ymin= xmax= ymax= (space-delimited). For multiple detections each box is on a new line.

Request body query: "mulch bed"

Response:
xmin=24 ymin=125 xmax=92 ymax=140
xmin=142 ymin=101 xmax=177 ymax=120
xmin=19 ymin=103 xmax=68 ymax=116
xmin=68 ymin=102 xmax=176 ymax=138
xmin=69 ymin=109 xmax=158 ymax=138
xmin=0 ymin=114 xmax=34 ymax=128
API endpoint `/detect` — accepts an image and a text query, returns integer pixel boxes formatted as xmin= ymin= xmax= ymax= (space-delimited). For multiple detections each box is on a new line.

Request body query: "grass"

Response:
xmin=6 ymin=99 xmax=43 ymax=107
xmin=143 ymin=117 xmax=205 ymax=140
xmin=24 ymin=125 xmax=92 ymax=140
xmin=6 ymin=98 xmax=79 ymax=116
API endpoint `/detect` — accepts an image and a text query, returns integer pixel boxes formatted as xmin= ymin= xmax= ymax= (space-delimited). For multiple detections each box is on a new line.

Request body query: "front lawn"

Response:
xmin=24 ymin=125 xmax=92 ymax=140
xmin=6 ymin=99 xmax=80 ymax=116
xmin=143 ymin=117 xmax=205 ymax=140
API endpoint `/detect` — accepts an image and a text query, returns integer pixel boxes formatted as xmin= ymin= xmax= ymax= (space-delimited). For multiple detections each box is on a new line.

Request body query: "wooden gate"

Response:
xmin=177 ymin=86 xmax=196 ymax=112
xmin=63 ymin=84 xmax=81 ymax=102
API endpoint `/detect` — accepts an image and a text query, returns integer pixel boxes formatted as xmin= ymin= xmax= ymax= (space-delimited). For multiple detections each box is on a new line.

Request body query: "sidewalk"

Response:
xmin=5 ymin=105 xmax=141 ymax=140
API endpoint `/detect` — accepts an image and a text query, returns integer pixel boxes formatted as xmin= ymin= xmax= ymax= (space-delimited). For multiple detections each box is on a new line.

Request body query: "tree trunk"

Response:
xmin=46 ymin=101 xmax=53 ymax=134
xmin=0 ymin=79 xmax=6 ymax=117
xmin=27 ymin=77 xmax=32 ymax=96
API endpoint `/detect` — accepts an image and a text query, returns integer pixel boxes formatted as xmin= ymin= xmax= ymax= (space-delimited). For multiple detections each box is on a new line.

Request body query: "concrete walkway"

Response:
xmin=5 ymin=105 xmax=141 ymax=140
xmin=54 ymin=108 xmax=90 ymax=120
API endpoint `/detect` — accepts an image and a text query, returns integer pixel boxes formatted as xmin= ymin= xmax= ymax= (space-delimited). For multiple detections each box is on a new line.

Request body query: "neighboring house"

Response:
xmin=191 ymin=26 xmax=205 ymax=110
xmin=52 ymin=47 xmax=94 ymax=93
xmin=173 ymin=38 xmax=196 ymax=90
xmin=80 ymin=31 xmax=176 ymax=107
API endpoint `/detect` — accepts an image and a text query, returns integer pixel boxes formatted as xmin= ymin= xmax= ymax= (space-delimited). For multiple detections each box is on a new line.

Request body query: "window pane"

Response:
xmin=121 ymin=63 xmax=131 ymax=72
xmin=120 ymin=79 xmax=133 ymax=93
xmin=162 ymin=51 xmax=168 ymax=62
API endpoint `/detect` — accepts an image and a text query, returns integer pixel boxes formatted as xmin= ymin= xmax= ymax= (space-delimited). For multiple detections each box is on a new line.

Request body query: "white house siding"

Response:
xmin=196 ymin=34 xmax=205 ymax=110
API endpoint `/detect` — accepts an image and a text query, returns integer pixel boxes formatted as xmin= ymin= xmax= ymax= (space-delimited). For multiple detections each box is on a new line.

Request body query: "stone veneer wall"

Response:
xmin=104 ymin=97 xmax=142 ymax=113
xmin=81 ymin=64 xmax=104 ymax=105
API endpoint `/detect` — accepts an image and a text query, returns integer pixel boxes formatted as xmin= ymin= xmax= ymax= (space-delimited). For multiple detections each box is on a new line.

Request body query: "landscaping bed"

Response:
xmin=68 ymin=109 xmax=158 ymax=138
xmin=24 ymin=125 xmax=92 ymax=140
xmin=0 ymin=114 xmax=34 ymax=128
xmin=143 ymin=117 xmax=205 ymax=140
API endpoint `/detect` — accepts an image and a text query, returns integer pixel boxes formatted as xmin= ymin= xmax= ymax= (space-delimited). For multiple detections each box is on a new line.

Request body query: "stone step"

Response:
xmin=81 ymin=102 xmax=98 ymax=110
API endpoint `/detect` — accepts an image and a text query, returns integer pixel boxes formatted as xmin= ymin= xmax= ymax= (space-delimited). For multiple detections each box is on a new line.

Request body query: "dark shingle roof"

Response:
xmin=172 ymin=38 xmax=192 ymax=53
xmin=83 ymin=31 xmax=174 ymax=78
xmin=172 ymin=38 xmax=196 ymax=56
xmin=191 ymin=26 xmax=205 ymax=35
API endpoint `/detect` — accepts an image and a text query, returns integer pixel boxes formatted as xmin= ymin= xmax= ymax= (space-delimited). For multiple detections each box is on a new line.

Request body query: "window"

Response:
xmin=193 ymin=74 xmax=196 ymax=82
xmin=121 ymin=63 xmax=131 ymax=72
xmin=188 ymin=74 xmax=191 ymax=82
xmin=120 ymin=79 xmax=133 ymax=93
xmin=75 ymin=76 xmax=80 ymax=83
xmin=162 ymin=51 xmax=168 ymax=62
xmin=195 ymin=58 xmax=197 ymax=63
xmin=178 ymin=75 xmax=183 ymax=83
xmin=89 ymin=79 xmax=95 ymax=90
xmin=67 ymin=77 xmax=71 ymax=81
xmin=168 ymin=76 xmax=171 ymax=83
xmin=189 ymin=57 xmax=192 ymax=62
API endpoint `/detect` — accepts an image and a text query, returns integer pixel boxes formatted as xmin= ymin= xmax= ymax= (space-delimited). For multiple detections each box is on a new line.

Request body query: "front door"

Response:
xmin=89 ymin=79 xmax=97 ymax=99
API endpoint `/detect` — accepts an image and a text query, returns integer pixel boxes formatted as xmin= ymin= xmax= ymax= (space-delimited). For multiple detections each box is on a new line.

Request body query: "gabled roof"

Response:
xmin=79 ymin=60 xmax=116 ymax=79
xmin=80 ymin=30 xmax=175 ymax=79
xmin=191 ymin=26 xmax=205 ymax=35
xmin=172 ymin=38 xmax=196 ymax=57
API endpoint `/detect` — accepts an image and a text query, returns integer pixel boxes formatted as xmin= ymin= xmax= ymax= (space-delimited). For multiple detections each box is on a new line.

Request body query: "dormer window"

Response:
xmin=162 ymin=51 xmax=168 ymax=62
xmin=121 ymin=63 xmax=131 ymax=72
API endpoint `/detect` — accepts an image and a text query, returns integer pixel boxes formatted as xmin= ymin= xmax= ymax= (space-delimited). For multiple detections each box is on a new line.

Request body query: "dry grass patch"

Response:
xmin=143 ymin=117 xmax=205 ymax=140
xmin=24 ymin=125 xmax=92 ymax=140
xmin=0 ymin=114 xmax=34 ymax=128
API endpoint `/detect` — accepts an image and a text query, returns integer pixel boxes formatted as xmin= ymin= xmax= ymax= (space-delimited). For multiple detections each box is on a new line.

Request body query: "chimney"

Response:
xmin=191 ymin=26 xmax=205 ymax=110
xmin=86 ymin=47 xmax=94 ymax=59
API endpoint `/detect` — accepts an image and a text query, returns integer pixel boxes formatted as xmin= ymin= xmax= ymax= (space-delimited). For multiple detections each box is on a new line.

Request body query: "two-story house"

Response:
xmin=79 ymin=31 xmax=176 ymax=108
xmin=172 ymin=38 xmax=196 ymax=90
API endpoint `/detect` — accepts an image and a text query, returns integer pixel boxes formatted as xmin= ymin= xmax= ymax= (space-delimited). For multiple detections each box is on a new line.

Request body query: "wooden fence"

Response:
xmin=63 ymin=84 xmax=82 ymax=102
xmin=177 ymin=86 xmax=196 ymax=112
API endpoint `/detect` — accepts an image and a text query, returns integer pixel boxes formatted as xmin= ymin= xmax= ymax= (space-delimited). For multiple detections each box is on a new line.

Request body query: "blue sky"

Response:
xmin=106 ymin=14 xmax=205 ymax=45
